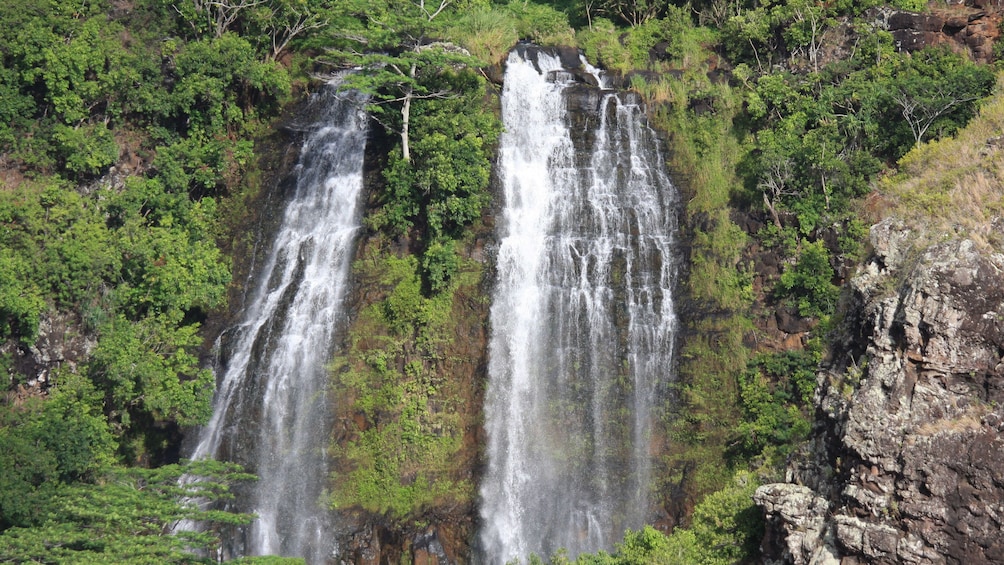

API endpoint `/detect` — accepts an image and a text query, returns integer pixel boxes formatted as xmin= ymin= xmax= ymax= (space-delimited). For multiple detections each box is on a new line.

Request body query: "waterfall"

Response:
xmin=479 ymin=47 xmax=679 ymax=563
xmin=188 ymin=82 xmax=368 ymax=563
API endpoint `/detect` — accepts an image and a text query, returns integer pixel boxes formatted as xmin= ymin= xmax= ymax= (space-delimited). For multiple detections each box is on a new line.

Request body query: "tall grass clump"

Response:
xmin=444 ymin=8 xmax=518 ymax=65
xmin=503 ymin=0 xmax=576 ymax=46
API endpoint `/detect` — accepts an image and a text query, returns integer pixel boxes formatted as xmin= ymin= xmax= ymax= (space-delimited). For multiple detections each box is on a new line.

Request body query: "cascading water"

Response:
xmin=187 ymin=82 xmax=368 ymax=563
xmin=479 ymin=47 xmax=679 ymax=563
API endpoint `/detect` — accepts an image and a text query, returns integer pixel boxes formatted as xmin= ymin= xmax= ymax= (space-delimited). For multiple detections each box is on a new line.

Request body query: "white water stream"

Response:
xmin=480 ymin=48 xmax=680 ymax=563
xmin=188 ymin=83 xmax=368 ymax=563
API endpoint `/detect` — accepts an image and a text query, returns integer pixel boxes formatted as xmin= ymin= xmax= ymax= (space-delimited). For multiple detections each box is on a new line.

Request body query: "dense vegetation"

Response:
xmin=0 ymin=0 xmax=301 ymax=560
xmin=0 ymin=0 xmax=996 ymax=562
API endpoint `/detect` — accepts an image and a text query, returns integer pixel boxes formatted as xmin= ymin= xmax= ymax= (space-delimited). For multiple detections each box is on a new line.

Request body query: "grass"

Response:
xmin=880 ymin=73 xmax=1004 ymax=251
xmin=444 ymin=8 xmax=518 ymax=66
xmin=914 ymin=401 xmax=989 ymax=436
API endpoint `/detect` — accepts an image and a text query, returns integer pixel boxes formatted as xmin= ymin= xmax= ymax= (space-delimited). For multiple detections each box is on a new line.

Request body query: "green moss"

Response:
xmin=328 ymin=242 xmax=482 ymax=523
xmin=643 ymin=67 xmax=755 ymax=501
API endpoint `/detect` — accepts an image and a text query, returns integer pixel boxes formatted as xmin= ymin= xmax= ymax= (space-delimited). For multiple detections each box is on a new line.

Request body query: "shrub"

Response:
xmin=776 ymin=240 xmax=839 ymax=318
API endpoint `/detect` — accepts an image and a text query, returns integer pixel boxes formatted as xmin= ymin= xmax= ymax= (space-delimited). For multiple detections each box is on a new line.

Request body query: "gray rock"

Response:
xmin=757 ymin=224 xmax=1004 ymax=563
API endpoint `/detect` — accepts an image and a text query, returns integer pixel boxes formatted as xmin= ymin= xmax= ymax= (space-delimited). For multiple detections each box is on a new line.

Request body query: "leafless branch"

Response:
xmin=416 ymin=0 xmax=452 ymax=21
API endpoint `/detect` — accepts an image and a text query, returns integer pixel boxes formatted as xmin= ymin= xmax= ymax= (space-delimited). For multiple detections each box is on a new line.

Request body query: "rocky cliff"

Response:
xmin=757 ymin=218 xmax=1004 ymax=564
xmin=876 ymin=3 xmax=1002 ymax=63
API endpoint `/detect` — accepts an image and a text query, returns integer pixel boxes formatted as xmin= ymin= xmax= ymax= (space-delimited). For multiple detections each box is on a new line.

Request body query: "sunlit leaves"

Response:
xmin=0 ymin=460 xmax=262 ymax=564
xmin=171 ymin=34 xmax=291 ymax=136
xmin=88 ymin=311 xmax=215 ymax=430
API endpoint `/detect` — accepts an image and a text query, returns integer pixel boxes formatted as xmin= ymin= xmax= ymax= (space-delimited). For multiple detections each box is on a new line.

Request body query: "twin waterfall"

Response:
xmin=189 ymin=49 xmax=678 ymax=564
xmin=189 ymin=84 xmax=368 ymax=562
xmin=479 ymin=48 xmax=679 ymax=562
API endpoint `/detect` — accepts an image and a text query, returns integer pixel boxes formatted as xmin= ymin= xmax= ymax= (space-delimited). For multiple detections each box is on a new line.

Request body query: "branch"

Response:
xmin=195 ymin=0 xmax=267 ymax=37
xmin=269 ymin=9 xmax=328 ymax=61
xmin=330 ymin=31 xmax=370 ymax=45
xmin=417 ymin=0 xmax=452 ymax=21
xmin=369 ymin=89 xmax=454 ymax=104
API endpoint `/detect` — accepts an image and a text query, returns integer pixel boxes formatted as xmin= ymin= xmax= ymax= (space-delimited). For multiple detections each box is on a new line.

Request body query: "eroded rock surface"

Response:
xmin=758 ymin=219 xmax=1004 ymax=564
xmin=871 ymin=4 xmax=1003 ymax=63
xmin=2 ymin=310 xmax=97 ymax=396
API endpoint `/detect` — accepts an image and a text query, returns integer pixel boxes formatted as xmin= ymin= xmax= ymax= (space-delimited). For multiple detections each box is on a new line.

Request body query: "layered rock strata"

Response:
xmin=873 ymin=4 xmax=1002 ymax=63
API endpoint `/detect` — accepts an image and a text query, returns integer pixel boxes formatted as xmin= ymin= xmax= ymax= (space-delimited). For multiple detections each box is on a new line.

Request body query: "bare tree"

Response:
xmin=595 ymin=0 xmax=662 ymax=26
xmin=415 ymin=0 xmax=452 ymax=21
xmin=182 ymin=0 xmax=266 ymax=38
xmin=758 ymin=157 xmax=796 ymax=229
xmin=266 ymin=5 xmax=328 ymax=62
xmin=790 ymin=4 xmax=825 ymax=72
xmin=892 ymin=84 xmax=981 ymax=147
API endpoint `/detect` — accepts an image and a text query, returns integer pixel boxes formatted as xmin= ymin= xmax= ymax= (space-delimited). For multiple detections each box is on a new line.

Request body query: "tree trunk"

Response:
xmin=401 ymin=91 xmax=411 ymax=162
xmin=764 ymin=192 xmax=782 ymax=230
xmin=401 ymin=63 xmax=417 ymax=162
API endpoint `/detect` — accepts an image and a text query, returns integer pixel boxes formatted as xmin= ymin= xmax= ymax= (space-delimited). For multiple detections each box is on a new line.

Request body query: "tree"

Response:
xmin=0 ymin=460 xmax=281 ymax=564
xmin=322 ymin=0 xmax=500 ymax=294
xmin=784 ymin=0 xmax=826 ymax=71
xmin=0 ymin=375 xmax=115 ymax=530
xmin=169 ymin=33 xmax=291 ymax=137
xmin=890 ymin=66 xmax=992 ymax=147
xmin=339 ymin=44 xmax=475 ymax=162
xmin=323 ymin=0 xmax=476 ymax=162
xmin=180 ymin=0 xmax=267 ymax=39
xmin=175 ymin=0 xmax=332 ymax=62
xmin=748 ymin=113 xmax=805 ymax=230
xmin=594 ymin=0 xmax=665 ymax=26
xmin=688 ymin=471 xmax=763 ymax=565
xmin=870 ymin=47 xmax=995 ymax=157
xmin=257 ymin=0 xmax=331 ymax=61
xmin=88 ymin=311 xmax=215 ymax=435
xmin=758 ymin=153 xmax=796 ymax=230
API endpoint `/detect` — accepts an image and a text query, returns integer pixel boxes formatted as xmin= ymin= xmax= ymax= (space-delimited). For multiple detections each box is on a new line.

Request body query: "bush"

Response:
xmin=52 ymin=123 xmax=119 ymax=179
xmin=578 ymin=19 xmax=632 ymax=72
xmin=733 ymin=351 xmax=817 ymax=462
xmin=689 ymin=471 xmax=763 ymax=565
xmin=422 ymin=239 xmax=460 ymax=294
xmin=0 ymin=250 xmax=44 ymax=342
xmin=776 ymin=240 xmax=839 ymax=318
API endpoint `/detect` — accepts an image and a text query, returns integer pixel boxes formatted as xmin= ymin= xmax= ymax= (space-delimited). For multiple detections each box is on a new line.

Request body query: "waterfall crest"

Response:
xmin=188 ymin=83 xmax=368 ymax=563
xmin=479 ymin=47 xmax=680 ymax=563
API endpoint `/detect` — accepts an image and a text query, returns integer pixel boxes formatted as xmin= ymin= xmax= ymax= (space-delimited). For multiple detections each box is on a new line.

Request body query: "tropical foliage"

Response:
xmin=0 ymin=0 xmax=998 ymax=562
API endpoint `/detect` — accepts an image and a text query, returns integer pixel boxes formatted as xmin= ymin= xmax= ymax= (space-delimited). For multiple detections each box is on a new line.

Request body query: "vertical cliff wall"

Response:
xmin=757 ymin=219 xmax=1004 ymax=564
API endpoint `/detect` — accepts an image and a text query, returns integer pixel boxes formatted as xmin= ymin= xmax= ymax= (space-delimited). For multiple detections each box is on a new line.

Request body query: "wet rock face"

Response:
xmin=758 ymin=219 xmax=1004 ymax=564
